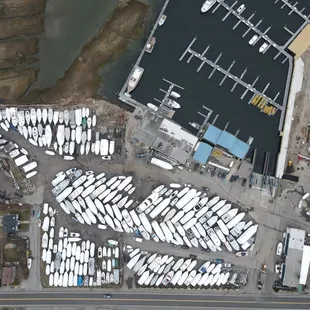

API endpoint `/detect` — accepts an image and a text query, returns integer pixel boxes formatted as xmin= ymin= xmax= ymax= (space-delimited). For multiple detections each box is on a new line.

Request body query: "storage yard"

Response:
xmin=125 ymin=246 xmax=248 ymax=289
xmin=0 ymin=100 xmax=309 ymax=295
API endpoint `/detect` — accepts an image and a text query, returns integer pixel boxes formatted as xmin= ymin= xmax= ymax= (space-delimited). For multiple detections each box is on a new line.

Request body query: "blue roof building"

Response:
xmin=202 ymin=125 xmax=251 ymax=159
xmin=193 ymin=142 xmax=213 ymax=164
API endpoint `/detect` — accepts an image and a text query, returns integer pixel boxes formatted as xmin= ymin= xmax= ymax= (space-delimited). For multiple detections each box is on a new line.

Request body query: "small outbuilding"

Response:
xmin=2 ymin=214 xmax=19 ymax=234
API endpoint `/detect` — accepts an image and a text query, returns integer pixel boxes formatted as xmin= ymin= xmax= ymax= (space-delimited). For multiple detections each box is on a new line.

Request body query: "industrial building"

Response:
xmin=132 ymin=110 xmax=198 ymax=165
xmin=282 ymin=227 xmax=310 ymax=288
xmin=193 ymin=124 xmax=253 ymax=172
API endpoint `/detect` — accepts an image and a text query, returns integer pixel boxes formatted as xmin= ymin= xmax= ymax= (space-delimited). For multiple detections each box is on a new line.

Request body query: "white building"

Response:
xmin=283 ymin=228 xmax=310 ymax=288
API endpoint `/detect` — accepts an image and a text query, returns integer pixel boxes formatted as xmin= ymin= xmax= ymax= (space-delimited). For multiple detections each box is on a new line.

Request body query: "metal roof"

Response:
xmin=203 ymin=125 xmax=222 ymax=144
xmin=300 ymin=245 xmax=310 ymax=285
xmin=230 ymin=139 xmax=250 ymax=159
xmin=283 ymin=228 xmax=306 ymax=287
xmin=217 ymin=131 xmax=237 ymax=150
xmin=193 ymin=142 xmax=213 ymax=164
xmin=202 ymin=125 xmax=250 ymax=159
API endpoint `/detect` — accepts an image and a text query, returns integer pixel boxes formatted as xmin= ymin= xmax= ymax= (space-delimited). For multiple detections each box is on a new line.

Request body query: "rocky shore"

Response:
xmin=0 ymin=0 xmax=45 ymax=102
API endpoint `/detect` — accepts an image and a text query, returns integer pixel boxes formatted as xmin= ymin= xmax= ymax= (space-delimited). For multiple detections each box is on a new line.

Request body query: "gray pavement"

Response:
xmin=0 ymin=292 xmax=310 ymax=309
xmin=2 ymin=101 xmax=310 ymax=294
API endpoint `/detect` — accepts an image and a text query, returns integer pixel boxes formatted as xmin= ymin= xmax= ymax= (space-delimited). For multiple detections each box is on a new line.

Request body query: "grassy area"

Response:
xmin=3 ymin=247 xmax=21 ymax=262
xmin=19 ymin=223 xmax=29 ymax=231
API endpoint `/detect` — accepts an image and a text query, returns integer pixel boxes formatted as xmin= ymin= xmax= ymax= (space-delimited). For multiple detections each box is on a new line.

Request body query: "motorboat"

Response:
xmin=276 ymin=242 xmax=283 ymax=256
xmin=249 ymin=34 xmax=259 ymax=46
xmin=127 ymin=66 xmax=144 ymax=93
xmin=259 ymin=42 xmax=269 ymax=53
xmin=158 ymin=14 xmax=166 ymax=26
xmin=236 ymin=4 xmax=246 ymax=14
xmin=189 ymin=122 xmax=200 ymax=130
xmin=170 ymin=91 xmax=180 ymax=99
xmin=201 ymin=0 xmax=216 ymax=13
xmin=163 ymin=98 xmax=180 ymax=109
xmin=147 ymin=103 xmax=158 ymax=112
xmin=146 ymin=37 xmax=156 ymax=53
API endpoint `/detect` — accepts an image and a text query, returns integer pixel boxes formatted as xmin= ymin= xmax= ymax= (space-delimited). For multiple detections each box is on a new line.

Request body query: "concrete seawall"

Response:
xmin=275 ymin=58 xmax=305 ymax=179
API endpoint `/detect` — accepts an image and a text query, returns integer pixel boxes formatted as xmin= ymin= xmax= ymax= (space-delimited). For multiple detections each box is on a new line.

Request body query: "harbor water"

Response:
xmin=115 ymin=0 xmax=309 ymax=174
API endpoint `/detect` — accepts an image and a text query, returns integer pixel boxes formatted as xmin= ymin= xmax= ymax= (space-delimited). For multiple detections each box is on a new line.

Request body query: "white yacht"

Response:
xmin=201 ymin=0 xmax=216 ymax=13
xmin=249 ymin=35 xmax=259 ymax=46
xmin=237 ymin=4 xmax=246 ymax=14
xmin=147 ymin=103 xmax=158 ymax=112
xmin=163 ymin=98 xmax=180 ymax=109
xmin=259 ymin=42 xmax=269 ymax=53
xmin=127 ymin=66 xmax=144 ymax=93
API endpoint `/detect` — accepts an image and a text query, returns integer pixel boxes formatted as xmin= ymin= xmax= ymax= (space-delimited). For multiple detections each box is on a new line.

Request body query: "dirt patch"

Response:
xmin=24 ymin=0 xmax=149 ymax=103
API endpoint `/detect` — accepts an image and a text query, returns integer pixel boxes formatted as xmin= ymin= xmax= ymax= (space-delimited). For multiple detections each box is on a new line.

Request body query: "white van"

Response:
xmin=133 ymin=237 xmax=143 ymax=243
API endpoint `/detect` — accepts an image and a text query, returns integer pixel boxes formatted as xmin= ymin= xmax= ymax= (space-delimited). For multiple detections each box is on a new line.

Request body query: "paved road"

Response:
xmin=0 ymin=292 xmax=309 ymax=309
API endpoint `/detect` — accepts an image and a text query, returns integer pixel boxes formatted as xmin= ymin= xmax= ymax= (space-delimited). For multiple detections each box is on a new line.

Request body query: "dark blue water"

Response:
xmin=125 ymin=0 xmax=306 ymax=174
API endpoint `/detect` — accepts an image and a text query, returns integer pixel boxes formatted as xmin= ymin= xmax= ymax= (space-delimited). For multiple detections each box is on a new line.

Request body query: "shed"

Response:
xmin=193 ymin=142 xmax=213 ymax=164
xmin=2 ymin=214 xmax=19 ymax=234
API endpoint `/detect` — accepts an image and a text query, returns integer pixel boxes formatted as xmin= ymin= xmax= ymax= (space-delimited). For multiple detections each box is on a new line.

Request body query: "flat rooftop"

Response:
xmin=283 ymin=228 xmax=306 ymax=287
xmin=132 ymin=110 xmax=198 ymax=164
xmin=124 ymin=0 xmax=309 ymax=174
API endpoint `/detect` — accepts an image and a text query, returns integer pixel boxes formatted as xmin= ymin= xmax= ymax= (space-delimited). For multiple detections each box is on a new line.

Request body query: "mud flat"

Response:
xmin=25 ymin=0 xmax=149 ymax=104
xmin=0 ymin=0 xmax=45 ymax=101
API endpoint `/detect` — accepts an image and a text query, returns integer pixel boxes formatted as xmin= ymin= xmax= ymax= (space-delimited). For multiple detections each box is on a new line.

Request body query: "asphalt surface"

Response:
xmin=0 ymin=292 xmax=310 ymax=309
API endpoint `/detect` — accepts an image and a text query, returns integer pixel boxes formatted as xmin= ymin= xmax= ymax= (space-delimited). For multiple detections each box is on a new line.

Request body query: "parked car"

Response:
xmin=215 ymin=258 xmax=224 ymax=264
xmin=224 ymin=263 xmax=234 ymax=268
xmin=202 ymin=186 xmax=210 ymax=192
xmin=102 ymin=155 xmax=112 ymax=160
xmin=103 ymin=294 xmax=112 ymax=298
xmin=181 ymin=245 xmax=189 ymax=250
xmin=236 ymin=251 xmax=248 ymax=257
xmin=194 ymin=163 xmax=200 ymax=172
xmin=136 ymin=153 xmax=147 ymax=158
xmin=133 ymin=237 xmax=143 ymax=243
